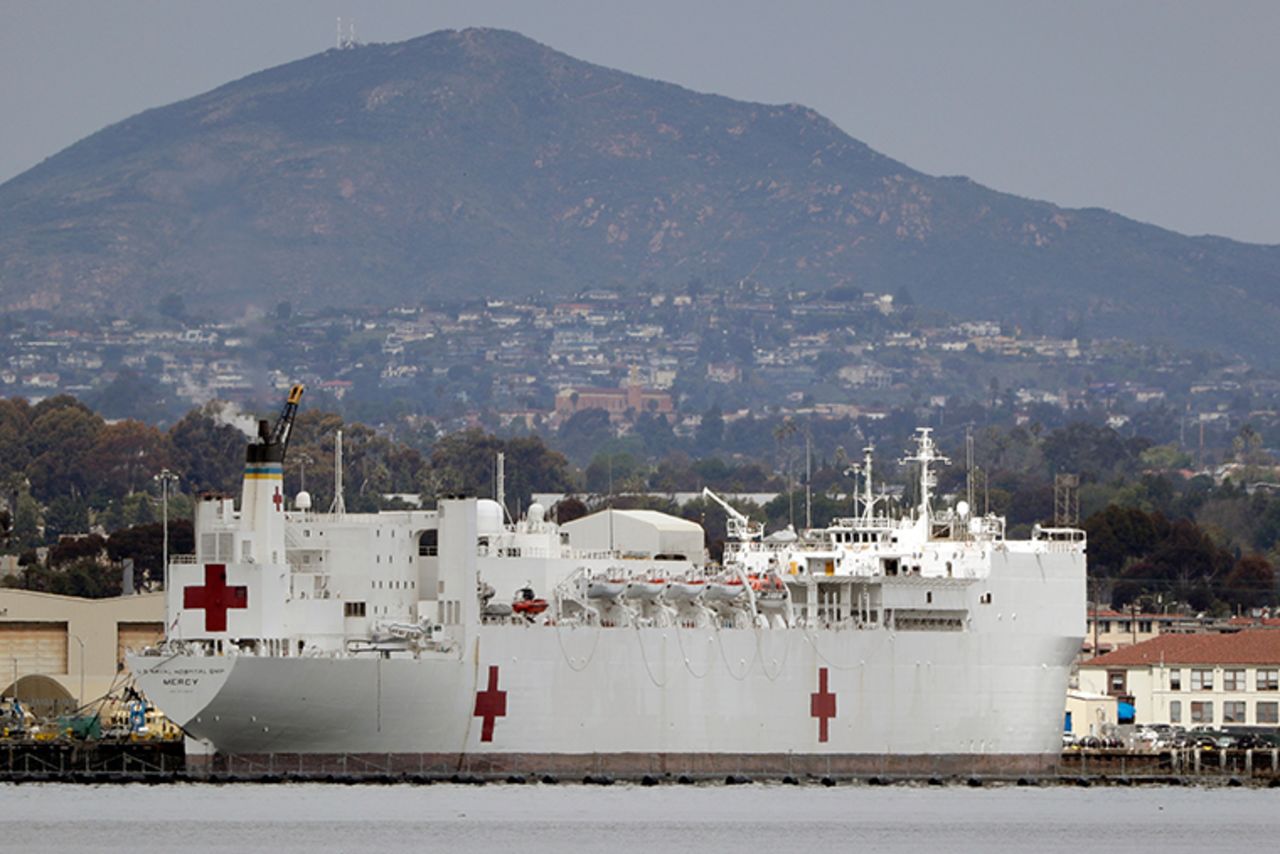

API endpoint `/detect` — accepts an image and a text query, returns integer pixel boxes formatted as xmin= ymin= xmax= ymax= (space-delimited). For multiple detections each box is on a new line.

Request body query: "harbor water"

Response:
xmin=1 ymin=782 xmax=1276 ymax=852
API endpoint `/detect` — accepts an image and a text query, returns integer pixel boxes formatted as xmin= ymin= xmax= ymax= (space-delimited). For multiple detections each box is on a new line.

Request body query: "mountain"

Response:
xmin=1 ymin=28 xmax=1278 ymax=361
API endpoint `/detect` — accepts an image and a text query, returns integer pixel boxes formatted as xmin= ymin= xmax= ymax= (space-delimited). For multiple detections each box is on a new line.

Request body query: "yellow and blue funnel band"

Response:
xmin=243 ymin=463 xmax=284 ymax=480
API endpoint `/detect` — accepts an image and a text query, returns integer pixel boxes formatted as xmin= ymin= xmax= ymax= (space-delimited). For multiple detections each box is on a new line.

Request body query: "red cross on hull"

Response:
xmin=473 ymin=665 xmax=507 ymax=742
xmin=811 ymin=667 xmax=837 ymax=743
xmin=183 ymin=564 xmax=248 ymax=633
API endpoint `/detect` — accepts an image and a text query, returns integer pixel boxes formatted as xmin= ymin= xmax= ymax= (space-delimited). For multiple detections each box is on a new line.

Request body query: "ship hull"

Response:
xmin=131 ymin=621 xmax=1079 ymax=775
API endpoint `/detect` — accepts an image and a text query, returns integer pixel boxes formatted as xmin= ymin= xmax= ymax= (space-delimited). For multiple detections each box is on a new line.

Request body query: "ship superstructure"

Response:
xmin=131 ymin=392 xmax=1086 ymax=777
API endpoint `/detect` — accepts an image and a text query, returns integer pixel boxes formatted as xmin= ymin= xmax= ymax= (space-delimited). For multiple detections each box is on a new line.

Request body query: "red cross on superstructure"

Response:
xmin=473 ymin=665 xmax=507 ymax=743
xmin=183 ymin=564 xmax=248 ymax=633
xmin=810 ymin=667 xmax=837 ymax=743
xmin=273 ymin=487 xmax=283 ymax=511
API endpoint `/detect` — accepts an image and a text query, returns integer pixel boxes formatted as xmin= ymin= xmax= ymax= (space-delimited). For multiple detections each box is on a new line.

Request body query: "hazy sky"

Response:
xmin=3 ymin=0 xmax=1277 ymax=244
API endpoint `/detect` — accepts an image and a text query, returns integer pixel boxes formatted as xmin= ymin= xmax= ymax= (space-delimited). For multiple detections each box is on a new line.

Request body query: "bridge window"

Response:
xmin=344 ymin=602 xmax=366 ymax=618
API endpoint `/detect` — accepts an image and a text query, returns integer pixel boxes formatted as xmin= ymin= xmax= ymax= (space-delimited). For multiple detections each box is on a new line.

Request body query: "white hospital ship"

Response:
xmin=130 ymin=387 xmax=1085 ymax=777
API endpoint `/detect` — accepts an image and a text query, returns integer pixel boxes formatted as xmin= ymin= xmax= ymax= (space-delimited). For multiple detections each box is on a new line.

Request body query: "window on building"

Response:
xmin=1099 ymin=620 xmax=1112 ymax=633
xmin=1190 ymin=701 xmax=1213 ymax=724
xmin=1169 ymin=700 xmax=1182 ymax=724
xmin=1107 ymin=670 xmax=1127 ymax=696
xmin=1257 ymin=702 xmax=1279 ymax=724
xmin=1258 ymin=669 xmax=1279 ymax=692
xmin=1191 ymin=669 xmax=1214 ymax=691
xmin=1170 ymin=669 xmax=1182 ymax=691
xmin=344 ymin=602 xmax=366 ymax=618
xmin=1224 ymin=669 xmax=1245 ymax=691
xmin=1119 ymin=621 xmax=1131 ymax=633
xmin=419 ymin=529 xmax=439 ymax=557
xmin=1223 ymin=701 xmax=1246 ymax=723
xmin=1138 ymin=621 xmax=1153 ymax=633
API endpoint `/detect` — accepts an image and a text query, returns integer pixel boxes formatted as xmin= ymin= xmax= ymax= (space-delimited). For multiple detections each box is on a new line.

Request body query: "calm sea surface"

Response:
xmin=1 ymin=782 xmax=1276 ymax=853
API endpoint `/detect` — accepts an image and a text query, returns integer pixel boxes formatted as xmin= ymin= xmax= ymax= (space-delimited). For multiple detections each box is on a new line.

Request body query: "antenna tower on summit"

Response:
xmin=336 ymin=17 xmax=358 ymax=50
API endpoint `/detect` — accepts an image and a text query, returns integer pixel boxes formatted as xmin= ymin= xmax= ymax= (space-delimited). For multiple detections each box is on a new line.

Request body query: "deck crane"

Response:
xmin=701 ymin=487 xmax=763 ymax=541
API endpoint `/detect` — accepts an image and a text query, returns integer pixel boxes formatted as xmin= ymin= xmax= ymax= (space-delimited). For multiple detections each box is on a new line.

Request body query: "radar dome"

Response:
xmin=295 ymin=491 xmax=312 ymax=510
xmin=477 ymin=499 xmax=505 ymax=535
xmin=527 ymin=502 xmax=545 ymax=524
xmin=956 ymin=500 xmax=970 ymax=518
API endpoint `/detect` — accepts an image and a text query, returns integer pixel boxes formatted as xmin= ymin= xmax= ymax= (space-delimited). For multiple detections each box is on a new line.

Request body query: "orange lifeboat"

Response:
xmin=512 ymin=598 xmax=549 ymax=615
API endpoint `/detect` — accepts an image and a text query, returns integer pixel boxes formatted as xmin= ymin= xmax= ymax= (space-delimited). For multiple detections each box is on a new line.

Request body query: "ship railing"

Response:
xmin=169 ymin=554 xmax=198 ymax=565
xmin=830 ymin=516 xmax=898 ymax=531
xmin=1033 ymin=525 xmax=1086 ymax=552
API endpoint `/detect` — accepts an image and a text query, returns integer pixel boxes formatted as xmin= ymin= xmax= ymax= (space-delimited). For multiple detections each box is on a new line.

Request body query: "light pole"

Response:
xmin=69 ymin=634 xmax=85 ymax=709
xmin=154 ymin=468 xmax=178 ymax=588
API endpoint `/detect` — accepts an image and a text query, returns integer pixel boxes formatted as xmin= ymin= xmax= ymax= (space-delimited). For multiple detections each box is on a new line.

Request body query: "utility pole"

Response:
xmin=154 ymin=468 xmax=178 ymax=589
xmin=805 ymin=428 xmax=812 ymax=530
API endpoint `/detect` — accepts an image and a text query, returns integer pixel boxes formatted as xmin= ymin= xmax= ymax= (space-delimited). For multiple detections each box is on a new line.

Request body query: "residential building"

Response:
xmin=1079 ymin=630 xmax=1280 ymax=728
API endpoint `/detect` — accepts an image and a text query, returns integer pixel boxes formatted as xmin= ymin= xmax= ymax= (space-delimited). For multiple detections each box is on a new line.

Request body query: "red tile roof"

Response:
xmin=1082 ymin=629 xmax=1280 ymax=667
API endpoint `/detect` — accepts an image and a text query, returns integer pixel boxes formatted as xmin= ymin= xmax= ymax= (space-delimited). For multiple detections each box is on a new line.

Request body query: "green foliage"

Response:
xmin=106 ymin=520 xmax=194 ymax=587
xmin=2 ymin=556 xmax=122 ymax=598
xmin=430 ymin=429 xmax=573 ymax=510
xmin=167 ymin=403 xmax=247 ymax=494
xmin=556 ymin=409 xmax=613 ymax=466
xmin=1084 ymin=503 xmax=1273 ymax=612
xmin=1139 ymin=443 xmax=1192 ymax=471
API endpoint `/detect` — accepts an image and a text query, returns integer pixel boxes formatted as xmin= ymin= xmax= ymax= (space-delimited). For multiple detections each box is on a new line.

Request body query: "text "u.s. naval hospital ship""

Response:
xmin=130 ymin=386 xmax=1085 ymax=777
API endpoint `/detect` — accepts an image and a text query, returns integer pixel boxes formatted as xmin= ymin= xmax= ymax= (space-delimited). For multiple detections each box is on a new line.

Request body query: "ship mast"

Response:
xmin=860 ymin=445 xmax=876 ymax=524
xmin=901 ymin=428 xmax=949 ymax=524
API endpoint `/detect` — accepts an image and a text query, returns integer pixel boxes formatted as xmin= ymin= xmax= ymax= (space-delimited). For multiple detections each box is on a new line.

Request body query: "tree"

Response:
xmin=107 ymin=520 xmax=194 ymax=587
xmin=25 ymin=399 xmax=104 ymax=502
xmin=48 ymin=534 xmax=105 ymax=567
xmin=158 ymin=292 xmax=186 ymax=322
xmin=43 ymin=496 xmax=90 ymax=542
xmin=553 ymin=496 xmax=588 ymax=525
xmin=1222 ymin=556 xmax=1276 ymax=611
xmin=86 ymin=419 xmax=172 ymax=500
xmin=9 ymin=490 xmax=42 ymax=550
xmin=169 ymin=403 xmax=251 ymax=495
xmin=556 ymin=409 xmax=613 ymax=466
xmin=694 ymin=406 xmax=724 ymax=456
xmin=88 ymin=369 xmax=172 ymax=423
